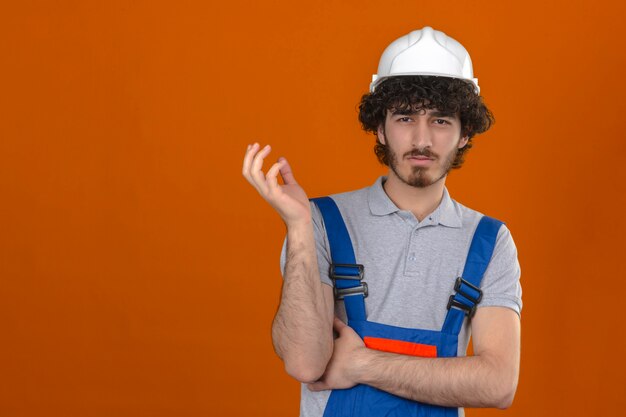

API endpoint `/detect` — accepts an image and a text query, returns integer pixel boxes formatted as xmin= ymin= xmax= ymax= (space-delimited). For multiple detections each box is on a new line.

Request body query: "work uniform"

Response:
xmin=280 ymin=176 xmax=522 ymax=417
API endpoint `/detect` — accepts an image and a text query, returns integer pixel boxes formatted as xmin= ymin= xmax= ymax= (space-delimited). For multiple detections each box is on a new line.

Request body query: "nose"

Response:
xmin=411 ymin=119 xmax=433 ymax=149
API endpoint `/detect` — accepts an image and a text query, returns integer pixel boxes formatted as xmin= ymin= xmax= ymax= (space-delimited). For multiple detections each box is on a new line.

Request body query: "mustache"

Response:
xmin=404 ymin=148 xmax=438 ymax=159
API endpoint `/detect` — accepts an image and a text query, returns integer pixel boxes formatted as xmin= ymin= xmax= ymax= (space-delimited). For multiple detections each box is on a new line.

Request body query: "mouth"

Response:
xmin=406 ymin=155 xmax=435 ymax=166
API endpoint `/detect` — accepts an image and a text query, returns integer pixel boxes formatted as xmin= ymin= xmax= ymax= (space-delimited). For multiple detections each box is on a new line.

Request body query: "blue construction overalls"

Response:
xmin=312 ymin=196 xmax=503 ymax=417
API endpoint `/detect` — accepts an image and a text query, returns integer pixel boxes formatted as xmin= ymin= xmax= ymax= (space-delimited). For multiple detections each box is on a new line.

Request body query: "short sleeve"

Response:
xmin=477 ymin=224 xmax=523 ymax=316
xmin=279 ymin=201 xmax=334 ymax=287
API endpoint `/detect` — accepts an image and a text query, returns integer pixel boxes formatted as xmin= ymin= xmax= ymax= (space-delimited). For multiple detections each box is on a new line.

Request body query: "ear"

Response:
xmin=377 ymin=124 xmax=386 ymax=145
xmin=458 ymin=135 xmax=469 ymax=149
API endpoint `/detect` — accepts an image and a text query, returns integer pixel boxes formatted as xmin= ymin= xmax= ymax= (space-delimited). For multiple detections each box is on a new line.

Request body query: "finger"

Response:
xmin=250 ymin=144 xmax=271 ymax=179
xmin=266 ymin=159 xmax=285 ymax=191
xmin=307 ymin=381 xmax=328 ymax=392
xmin=278 ymin=157 xmax=298 ymax=185
xmin=249 ymin=144 xmax=272 ymax=194
xmin=333 ymin=317 xmax=347 ymax=333
xmin=242 ymin=142 xmax=260 ymax=181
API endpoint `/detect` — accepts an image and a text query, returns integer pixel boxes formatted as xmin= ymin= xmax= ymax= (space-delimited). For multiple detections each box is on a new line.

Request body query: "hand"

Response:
xmin=307 ymin=318 xmax=366 ymax=391
xmin=242 ymin=143 xmax=311 ymax=228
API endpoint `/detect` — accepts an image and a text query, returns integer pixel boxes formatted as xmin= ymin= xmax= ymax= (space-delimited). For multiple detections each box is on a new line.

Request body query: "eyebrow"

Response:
xmin=390 ymin=109 xmax=456 ymax=118
xmin=390 ymin=109 xmax=416 ymax=116
xmin=430 ymin=110 xmax=456 ymax=118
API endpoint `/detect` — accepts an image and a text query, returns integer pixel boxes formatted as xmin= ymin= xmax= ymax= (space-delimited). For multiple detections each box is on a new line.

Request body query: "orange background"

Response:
xmin=1 ymin=1 xmax=625 ymax=416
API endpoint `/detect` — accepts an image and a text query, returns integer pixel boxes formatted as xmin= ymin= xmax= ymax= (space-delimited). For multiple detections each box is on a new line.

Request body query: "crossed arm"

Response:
xmin=308 ymin=308 xmax=520 ymax=409
xmin=242 ymin=143 xmax=520 ymax=408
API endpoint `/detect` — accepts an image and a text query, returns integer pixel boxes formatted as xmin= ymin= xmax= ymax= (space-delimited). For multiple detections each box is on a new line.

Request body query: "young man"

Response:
xmin=242 ymin=26 xmax=522 ymax=417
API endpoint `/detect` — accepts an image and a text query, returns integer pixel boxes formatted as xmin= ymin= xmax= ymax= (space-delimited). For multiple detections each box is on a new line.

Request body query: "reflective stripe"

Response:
xmin=364 ymin=337 xmax=438 ymax=358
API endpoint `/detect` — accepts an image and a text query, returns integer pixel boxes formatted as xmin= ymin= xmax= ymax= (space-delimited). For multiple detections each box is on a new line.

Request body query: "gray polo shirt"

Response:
xmin=280 ymin=176 xmax=522 ymax=417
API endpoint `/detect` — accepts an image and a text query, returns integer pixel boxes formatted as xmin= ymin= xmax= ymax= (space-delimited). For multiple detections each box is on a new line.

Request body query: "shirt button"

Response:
xmin=409 ymin=252 xmax=416 ymax=261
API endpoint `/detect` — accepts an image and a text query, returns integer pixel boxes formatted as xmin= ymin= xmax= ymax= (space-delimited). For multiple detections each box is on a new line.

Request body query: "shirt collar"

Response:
xmin=368 ymin=176 xmax=462 ymax=228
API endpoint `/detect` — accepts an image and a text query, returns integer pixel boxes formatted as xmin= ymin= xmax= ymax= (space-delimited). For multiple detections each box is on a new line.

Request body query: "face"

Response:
xmin=377 ymin=108 xmax=468 ymax=188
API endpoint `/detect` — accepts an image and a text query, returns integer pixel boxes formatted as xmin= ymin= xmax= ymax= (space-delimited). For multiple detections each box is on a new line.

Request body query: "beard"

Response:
xmin=387 ymin=145 xmax=457 ymax=188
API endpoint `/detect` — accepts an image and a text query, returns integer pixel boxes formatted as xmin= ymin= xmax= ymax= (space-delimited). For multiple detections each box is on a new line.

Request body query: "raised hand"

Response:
xmin=242 ymin=143 xmax=311 ymax=228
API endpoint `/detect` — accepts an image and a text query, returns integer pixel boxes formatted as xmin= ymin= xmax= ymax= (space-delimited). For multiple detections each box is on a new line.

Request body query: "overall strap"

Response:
xmin=441 ymin=215 xmax=504 ymax=336
xmin=311 ymin=197 xmax=367 ymax=322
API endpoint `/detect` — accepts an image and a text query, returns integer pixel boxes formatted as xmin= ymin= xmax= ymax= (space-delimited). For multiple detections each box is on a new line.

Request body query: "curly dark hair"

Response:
xmin=358 ymin=76 xmax=494 ymax=169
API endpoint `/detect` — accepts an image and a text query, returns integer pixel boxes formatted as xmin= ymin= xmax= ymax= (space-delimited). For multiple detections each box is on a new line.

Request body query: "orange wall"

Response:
xmin=1 ymin=1 xmax=625 ymax=416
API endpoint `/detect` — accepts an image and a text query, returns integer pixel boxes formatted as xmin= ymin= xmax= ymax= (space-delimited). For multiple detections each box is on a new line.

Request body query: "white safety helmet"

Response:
xmin=370 ymin=26 xmax=480 ymax=94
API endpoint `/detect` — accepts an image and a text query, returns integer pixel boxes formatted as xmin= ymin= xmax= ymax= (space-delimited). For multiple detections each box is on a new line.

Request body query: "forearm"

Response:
xmin=272 ymin=221 xmax=334 ymax=383
xmin=353 ymin=350 xmax=518 ymax=409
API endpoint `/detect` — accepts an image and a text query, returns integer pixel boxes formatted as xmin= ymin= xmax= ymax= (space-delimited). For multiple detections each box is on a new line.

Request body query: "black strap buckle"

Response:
xmin=334 ymin=282 xmax=369 ymax=300
xmin=329 ymin=263 xmax=368 ymax=300
xmin=454 ymin=277 xmax=483 ymax=304
xmin=330 ymin=263 xmax=364 ymax=280
xmin=446 ymin=277 xmax=483 ymax=318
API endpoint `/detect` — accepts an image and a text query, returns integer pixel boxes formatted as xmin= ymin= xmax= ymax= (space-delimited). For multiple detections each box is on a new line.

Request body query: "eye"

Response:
xmin=398 ymin=117 xmax=413 ymax=122
xmin=433 ymin=118 xmax=451 ymax=125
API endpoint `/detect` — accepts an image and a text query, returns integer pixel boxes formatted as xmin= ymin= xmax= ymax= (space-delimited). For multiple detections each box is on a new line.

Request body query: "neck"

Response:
xmin=383 ymin=171 xmax=446 ymax=222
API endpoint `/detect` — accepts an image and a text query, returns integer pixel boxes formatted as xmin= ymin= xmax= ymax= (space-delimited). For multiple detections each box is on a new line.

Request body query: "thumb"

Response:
xmin=333 ymin=317 xmax=347 ymax=333
xmin=278 ymin=157 xmax=298 ymax=185
xmin=307 ymin=380 xmax=328 ymax=392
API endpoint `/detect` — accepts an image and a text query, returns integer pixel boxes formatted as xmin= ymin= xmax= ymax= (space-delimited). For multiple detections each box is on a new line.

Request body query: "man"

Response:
xmin=242 ymin=26 xmax=521 ymax=417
